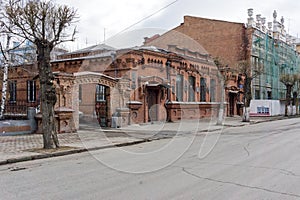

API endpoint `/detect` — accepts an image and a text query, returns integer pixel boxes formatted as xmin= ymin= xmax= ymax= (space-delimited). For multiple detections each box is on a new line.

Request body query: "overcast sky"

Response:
xmin=56 ymin=0 xmax=300 ymax=51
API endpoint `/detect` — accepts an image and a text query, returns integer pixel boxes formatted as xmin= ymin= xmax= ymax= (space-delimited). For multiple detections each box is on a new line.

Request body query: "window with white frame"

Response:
xmin=27 ymin=80 xmax=36 ymax=102
xmin=96 ymin=84 xmax=106 ymax=102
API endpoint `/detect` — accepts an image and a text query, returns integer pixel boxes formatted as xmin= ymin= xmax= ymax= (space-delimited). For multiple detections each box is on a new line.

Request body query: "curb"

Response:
xmin=0 ymin=139 xmax=151 ymax=166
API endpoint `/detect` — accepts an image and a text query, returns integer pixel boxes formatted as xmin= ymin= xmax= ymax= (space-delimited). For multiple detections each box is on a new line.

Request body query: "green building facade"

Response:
xmin=247 ymin=9 xmax=300 ymax=101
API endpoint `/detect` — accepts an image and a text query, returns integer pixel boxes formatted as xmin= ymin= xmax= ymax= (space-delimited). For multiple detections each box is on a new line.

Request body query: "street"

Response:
xmin=1 ymin=118 xmax=300 ymax=200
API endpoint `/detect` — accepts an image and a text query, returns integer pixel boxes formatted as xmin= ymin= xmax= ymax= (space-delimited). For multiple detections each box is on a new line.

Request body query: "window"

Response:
xmin=210 ymin=79 xmax=216 ymax=102
xmin=255 ymin=90 xmax=260 ymax=99
xmin=176 ymin=74 xmax=183 ymax=101
xmin=9 ymin=81 xmax=17 ymax=103
xmin=96 ymin=85 xmax=106 ymax=102
xmin=267 ymin=91 xmax=272 ymax=100
xmin=27 ymin=80 xmax=36 ymax=102
xmin=131 ymin=72 xmax=137 ymax=89
xmin=200 ymin=78 xmax=206 ymax=102
xmin=188 ymin=76 xmax=195 ymax=102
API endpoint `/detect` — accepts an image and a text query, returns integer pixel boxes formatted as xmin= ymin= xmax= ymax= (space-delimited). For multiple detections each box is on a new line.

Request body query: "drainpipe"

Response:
xmin=166 ymin=59 xmax=171 ymax=100
xmin=166 ymin=59 xmax=171 ymax=121
xmin=144 ymin=82 xmax=148 ymax=123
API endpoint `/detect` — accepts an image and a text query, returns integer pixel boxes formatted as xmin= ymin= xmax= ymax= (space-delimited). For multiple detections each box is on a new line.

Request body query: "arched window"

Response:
xmin=176 ymin=74 xmax=183 ymax=101
xmin=188 ymin=76 xmax=195 ymax=102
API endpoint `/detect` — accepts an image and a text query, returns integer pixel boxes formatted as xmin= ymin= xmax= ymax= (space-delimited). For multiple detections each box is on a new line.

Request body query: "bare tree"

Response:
xmin=0 ymin=30 xmax=27 ymax=119
xmin=0 ymin=1 xmax=9 ymax=119
xmin=280 ymin=74 xmax=299 ymax=116
xmin=294 ymin=74 xmax=300 ymax=115
xmin=237 ymin=60 xmax=263 ymax=122
xmin=0 ymin=34 xmax=10 ymax=119
xmin=1 ymin=0 xmax=77 ymax=149
xmin=214 ymin=58 xmax=231 ymax=125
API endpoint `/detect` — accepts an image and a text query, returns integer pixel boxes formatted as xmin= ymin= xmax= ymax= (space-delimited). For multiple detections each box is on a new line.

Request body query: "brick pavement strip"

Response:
xmin=0 ymin=129 xmax=150 ymax=166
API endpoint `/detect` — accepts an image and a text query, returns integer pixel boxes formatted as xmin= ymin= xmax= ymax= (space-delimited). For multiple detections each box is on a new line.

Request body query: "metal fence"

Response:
xmin=4 ymin=100 xmax=39 ymax=119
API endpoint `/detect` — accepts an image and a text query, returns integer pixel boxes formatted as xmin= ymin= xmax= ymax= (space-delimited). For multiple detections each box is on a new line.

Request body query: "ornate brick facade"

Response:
xmin=2 ymin=42 xmax=222 ymax=131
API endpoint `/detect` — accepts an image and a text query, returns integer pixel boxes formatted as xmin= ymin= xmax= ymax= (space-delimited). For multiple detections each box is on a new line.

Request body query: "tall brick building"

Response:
xmin=170 ymin=15 xmax=249 ymax=69
xmin=144 ymin=17 xmax=247 ymax=116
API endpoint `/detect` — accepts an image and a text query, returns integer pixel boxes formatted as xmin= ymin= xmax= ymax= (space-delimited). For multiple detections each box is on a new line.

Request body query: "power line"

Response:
xmin=109 ymin=0 xmax=179 ymax=40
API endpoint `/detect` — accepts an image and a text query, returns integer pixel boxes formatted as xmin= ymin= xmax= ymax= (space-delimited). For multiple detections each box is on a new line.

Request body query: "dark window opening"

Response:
xmin=200 ymin=77 xmax=206 ymax=102
xmin=210 ymin=79 xmax=216 ymax=102
xmin=9 ymin=81 xmax=17 ymax=103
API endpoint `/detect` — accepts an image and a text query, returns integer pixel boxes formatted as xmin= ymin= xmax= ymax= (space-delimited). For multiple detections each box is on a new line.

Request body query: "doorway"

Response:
xmin=147 ymin=88 xmax=159 ymax=122
xmin=95 ymin=84 xmax=109 ymax=127
xmin=228 ymin=92 xmax=237 ymax=117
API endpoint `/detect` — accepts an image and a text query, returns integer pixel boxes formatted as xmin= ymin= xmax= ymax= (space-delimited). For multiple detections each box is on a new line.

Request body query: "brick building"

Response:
xmin=55 ymin=43 xmax=221 ymax=127
xmin=1 ymin=42 xmax=221 ymax=130
xmin=144 ymin=19 xmax=246 ymax=116
xmin=145 ymin=10 xmax=300 ymax=116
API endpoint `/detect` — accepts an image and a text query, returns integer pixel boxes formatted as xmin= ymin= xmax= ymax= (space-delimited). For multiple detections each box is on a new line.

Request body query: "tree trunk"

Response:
xmin=285 ymin=84 xmax=292 ymax=116
xmin=296 ymin=96 xmax=299 ymax=115
xmin=0 ymin=36 xmax=11 ymax=119
xmin=242 ymin=77 xmax=252 ymax=122
xmin=0 ymin=62 xmax=8 ymax=119
xmin=36 ymin=42 xmax=59 ymax=149
xmin=216 ymin=78 xmax=225 ymax=125
xmin=242 ymin=107 xmax=250 ymax=122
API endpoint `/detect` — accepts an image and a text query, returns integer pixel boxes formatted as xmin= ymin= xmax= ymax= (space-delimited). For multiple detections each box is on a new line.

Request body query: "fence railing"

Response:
xmin=3 ymin=101 xmax=39 ymax=119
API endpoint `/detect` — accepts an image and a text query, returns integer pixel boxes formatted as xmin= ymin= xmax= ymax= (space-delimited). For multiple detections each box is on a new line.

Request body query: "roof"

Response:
xmin=53 ymin=51 xmax=115 ymax=62
xmin=65 ymin=43 xmax=116 ymax=55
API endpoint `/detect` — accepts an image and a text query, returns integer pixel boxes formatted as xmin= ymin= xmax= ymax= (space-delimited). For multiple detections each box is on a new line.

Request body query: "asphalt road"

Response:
xmin=1 ymin=118 xmax=300 ymax=200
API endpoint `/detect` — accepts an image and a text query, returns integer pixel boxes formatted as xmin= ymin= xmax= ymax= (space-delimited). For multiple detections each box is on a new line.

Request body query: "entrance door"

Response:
xmin=229 ymin=92 xmax=236 ymax=117
xmin=147 ymin=88 xmax=159 ymax=122
xmin=95 ymin=84 xmax=108 ymax=127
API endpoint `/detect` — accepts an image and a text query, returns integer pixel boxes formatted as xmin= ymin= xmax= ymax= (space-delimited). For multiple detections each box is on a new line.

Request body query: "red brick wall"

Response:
xmin=171 ymin=16 xmax=249 ymax=68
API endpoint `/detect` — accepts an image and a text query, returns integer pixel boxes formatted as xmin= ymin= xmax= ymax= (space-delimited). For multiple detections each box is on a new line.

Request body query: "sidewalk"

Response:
xmin=0 ymin=115 xmax=289 ymax=165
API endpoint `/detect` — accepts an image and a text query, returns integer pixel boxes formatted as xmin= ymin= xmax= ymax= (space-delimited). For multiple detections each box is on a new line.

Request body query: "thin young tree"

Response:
xmin=294 ymin=74 xmax=300 ymax=115
xmin=0 ymin=1 xmax=9 ymax=119
xmin=214 ymin=58 xmax=230 ymax=125
xmin=280 ymin=74 xmax=299 ymax=116
xmin=1 ymin=0 xmax=77 ymax=148
xmin=237 ymin=60 xmax=263 ymax=122
xmin=0 ymin=27 xmax=26 ymax=119
xmin=0 ymin=34 xmax=11 ymax=120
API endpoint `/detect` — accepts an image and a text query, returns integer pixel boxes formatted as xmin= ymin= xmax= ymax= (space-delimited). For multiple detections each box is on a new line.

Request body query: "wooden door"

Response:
xmin=147 ymin=88 xmax=159 ymax=122
xmin=95 ymin=85 xmax=108 ymax=127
